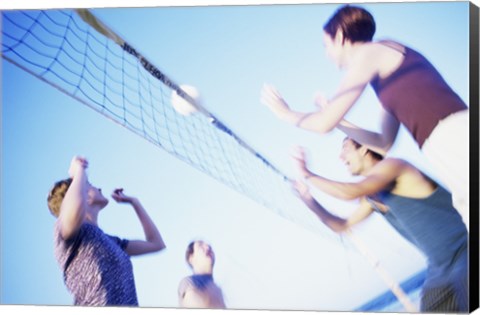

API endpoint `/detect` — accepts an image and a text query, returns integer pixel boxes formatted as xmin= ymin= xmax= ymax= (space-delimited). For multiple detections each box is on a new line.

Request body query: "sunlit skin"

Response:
xmin=261 ymin=29 xmax=406 ymax=153
xmin=58 ymin=156 xmax=166 ymax=255
xmin=178 ymin=240 xmax=226 ymax=309
xmin=322 ymin=31 xmax=348 ymax=69
xmin=261 ymin=5 xmax=470 ymax=232
xmin=339 ymin=139 xmax=366 ymax=176
xmin=189 ymin=241 xmax=216 ymax=275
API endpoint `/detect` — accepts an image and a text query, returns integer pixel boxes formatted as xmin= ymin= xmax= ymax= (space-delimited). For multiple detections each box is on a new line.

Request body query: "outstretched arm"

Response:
xmin=337 ymin=107 xmax=400 ymax=156
xmin=261 ymin=49 xmax=378 ymax=134
xmin=292 ymin=180 xmax=373 ymax=233
xmin=261 ymin=82 xmax=367 ymax=134
xmin=58 ymin=156 xmax=89 ymax=240
xmin=292 ymin=147 xmax=403 ymax=200
xmin=112 ymin=189 xmax=166 ymax=256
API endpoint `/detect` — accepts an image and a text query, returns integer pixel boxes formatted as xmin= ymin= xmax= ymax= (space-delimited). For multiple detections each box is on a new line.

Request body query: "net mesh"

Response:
xmin=2 ymin=9 xmax=341 ymax=242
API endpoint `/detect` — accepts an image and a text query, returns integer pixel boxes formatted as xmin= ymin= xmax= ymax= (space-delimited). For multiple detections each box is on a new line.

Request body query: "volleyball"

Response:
xmin=171 ymin=85 xmax=201 ymax=116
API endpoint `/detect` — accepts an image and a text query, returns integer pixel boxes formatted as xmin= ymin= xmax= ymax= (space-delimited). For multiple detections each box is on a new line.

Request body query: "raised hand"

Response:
xmin=111 ymin=188 xmax=136 ymax=204
xmin=291 ymin=179 xmax=311 ymax=201
xmin=290 ymin=146 xmax=312 ymax=179
xmin=111 ymin=189 xmax=166 ymax=255
xmin=68 ymin=156 xmax=88 ymax=178
xmin=260 ymin=84 xmax=292 ymax=119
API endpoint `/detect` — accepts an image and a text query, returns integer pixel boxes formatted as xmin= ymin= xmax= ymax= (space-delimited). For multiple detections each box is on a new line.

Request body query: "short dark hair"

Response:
xmin=185 ymin=241 xmax=196 ymax=268
xmin=323 ymin=5 xmax=376 ymax=43
xmin=345 ymin=137 xmax=384 ymax=161
xmin=47 ymin=178 xmax=73 ymax=217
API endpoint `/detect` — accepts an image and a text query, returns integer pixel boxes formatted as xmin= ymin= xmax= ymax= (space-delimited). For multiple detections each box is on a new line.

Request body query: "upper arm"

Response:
xmin=306 ymin=51 xmax=379 ymax=133
xmin=178 ymin=277 xmax=190 ymax=300
xmin=178 ymin=278 xmax=205 ymax=308
xmin=57 ymin=179 xmax=87 ymax=240
xmin=125 ymin=239 xmax=166 ymax=256
xmin=352 ymin=159 xmax=403 ymax=197
xmin=377 ymin=107 xmax=400 ymax=153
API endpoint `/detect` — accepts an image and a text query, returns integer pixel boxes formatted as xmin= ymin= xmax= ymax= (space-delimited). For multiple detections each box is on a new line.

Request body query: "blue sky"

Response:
xmin=1 ymin=0 xmax=473 ymax=314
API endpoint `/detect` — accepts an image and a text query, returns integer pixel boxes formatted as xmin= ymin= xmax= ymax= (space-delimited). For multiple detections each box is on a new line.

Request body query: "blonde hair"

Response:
xmin=47 ymin=178 xmax=72 ymax=217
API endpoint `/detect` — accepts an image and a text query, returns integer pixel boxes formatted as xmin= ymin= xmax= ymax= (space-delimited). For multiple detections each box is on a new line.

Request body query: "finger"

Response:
xmin=298 ymin=147 xmax=306 ymax=159
xmin=261 ymin=87 xmax=277 ymax=101
xmin=262 ymin=85 xmax=280 ymax=99
xmin=261 ymin=93 xmax=281 ymax=107
xmin=290 ymin=146 xmax=304 ymax=160
xmin=260 ymin=95 xmax=279 ymax=108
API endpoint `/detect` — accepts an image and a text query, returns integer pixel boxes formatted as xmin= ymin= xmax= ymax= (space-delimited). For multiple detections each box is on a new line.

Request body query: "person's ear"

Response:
xmin=334 ymin=29 xmax=345 ymax=45
xmin=359 ymin=146 xmax=369 ymax=157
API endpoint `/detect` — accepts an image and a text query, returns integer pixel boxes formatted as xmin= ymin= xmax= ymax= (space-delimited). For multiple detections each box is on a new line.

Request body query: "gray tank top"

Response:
xmin=369 ymin=185 xmax=467 ymax=268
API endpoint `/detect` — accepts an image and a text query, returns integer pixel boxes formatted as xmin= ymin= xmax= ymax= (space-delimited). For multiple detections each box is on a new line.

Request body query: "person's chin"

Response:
xmin=100 ymin=199 xmax=109 ymax=207
xmin=349 ymin=169 xmax=359 ymax=176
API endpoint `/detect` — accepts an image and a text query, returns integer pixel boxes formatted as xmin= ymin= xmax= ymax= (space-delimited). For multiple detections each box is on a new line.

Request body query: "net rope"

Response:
xmin=2 ymin=9 xmax=341 ymax=242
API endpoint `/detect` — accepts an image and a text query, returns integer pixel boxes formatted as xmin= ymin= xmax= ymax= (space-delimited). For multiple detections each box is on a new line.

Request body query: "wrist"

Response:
xmin=295 ymin=113 xmax=311 ymax=127
xmin=302 ymin=193 xmax=315 ymax=204
xmin=303 ymin=171 xmax=314 ymax=180
xmin=130 ymin=198 xmax=141 ymax=206
xmin=276 ymin=108 xmax=292 ymax=121
xmin=71 ymin=168 xmax=87 ymax=181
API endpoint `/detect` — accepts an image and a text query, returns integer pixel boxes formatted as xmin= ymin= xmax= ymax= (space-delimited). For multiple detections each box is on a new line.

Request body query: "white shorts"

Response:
xmin=422 ymin=110 xmax=470 ymax=230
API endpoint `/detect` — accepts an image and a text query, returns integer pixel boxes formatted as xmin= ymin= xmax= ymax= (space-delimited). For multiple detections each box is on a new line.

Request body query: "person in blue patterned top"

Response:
xmin=47 ymin=156 xmax=166 ymax=306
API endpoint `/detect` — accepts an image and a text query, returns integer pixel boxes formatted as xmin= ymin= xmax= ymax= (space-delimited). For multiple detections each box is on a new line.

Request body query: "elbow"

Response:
xmin=148 ymin=238 xmax=166 ymax=252
xmin=343 ymin=193 xmax=360 ymax=201
xmin=379 ymin=136 xmax=395 ymax=154
xmin=312 ymin=123 xmax=335 ymax=134
xmin=299 ymin=114 xmax=336 ymax=134
xmin=154 ymin=242 xmax=166 ymax=252
xmin=329 ymin=222 xmax=348 ymax=234
xmin=335 ymin=191 xmax=359 ymax=201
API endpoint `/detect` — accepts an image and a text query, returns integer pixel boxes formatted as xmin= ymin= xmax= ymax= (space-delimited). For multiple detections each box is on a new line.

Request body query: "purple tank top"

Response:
xmin=370 ymin=42 xmax=467 ymax=148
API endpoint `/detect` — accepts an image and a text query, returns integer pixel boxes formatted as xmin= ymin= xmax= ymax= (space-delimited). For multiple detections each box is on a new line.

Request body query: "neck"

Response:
xmin=193 ymin=265 xmax=213 ymax=275
xmin=343 ymin=41 xmax=366 ymax=68
xmin=84 ymin=206 xmax=101 ymax=225
xmin=360 ymin=156 xmax=380 ymax=176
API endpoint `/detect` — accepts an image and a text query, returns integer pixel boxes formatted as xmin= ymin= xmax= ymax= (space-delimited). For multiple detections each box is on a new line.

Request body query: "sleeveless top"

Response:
xmin=370 ymin=41 xmax=467 ymax=148
xmin=369 ymin=185 xmax=467 ymax=270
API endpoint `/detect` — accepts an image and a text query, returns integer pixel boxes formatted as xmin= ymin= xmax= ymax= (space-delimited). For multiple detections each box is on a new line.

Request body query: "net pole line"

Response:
xmin=344 ymin=229 xmax=418 ymax=312
xmin=75 ymin=8 xmax=289 ymax=182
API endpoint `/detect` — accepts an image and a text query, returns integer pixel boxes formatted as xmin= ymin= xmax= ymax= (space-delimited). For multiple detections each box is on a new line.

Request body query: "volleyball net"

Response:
xmin=1 ymin=8 xmax=341 ymax=242
xmin=2 ymin=9 xmax=423 ymax=310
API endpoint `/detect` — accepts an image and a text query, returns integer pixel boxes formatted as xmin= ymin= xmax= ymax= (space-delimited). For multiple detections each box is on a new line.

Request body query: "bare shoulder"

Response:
xmin=350 ymin=42 xmax=386 ymax=77
xmin=178 ymin=276 xmax=193 ymax=297
xmin=375 ymin=157 xmax=407 ymax=170
xmin=370 ymin=41 xmax=406 ymax=78
xmin=354 ymin=42 xmax=382 ymax=60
